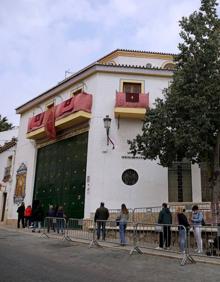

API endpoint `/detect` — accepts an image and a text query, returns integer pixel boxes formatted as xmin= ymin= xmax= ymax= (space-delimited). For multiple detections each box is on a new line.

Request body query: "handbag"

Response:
xmin=116 ymin=216 xmax=120 ymax=226
xmin=155 ymin=225 xmax=163 ymax=232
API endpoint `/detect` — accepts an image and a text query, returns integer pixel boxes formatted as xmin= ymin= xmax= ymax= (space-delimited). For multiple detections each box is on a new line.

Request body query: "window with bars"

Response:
xmin=168 ymin=162 xmax=192 ymax=202
xmin=200 ymin=162 xmax=212 ymax=201
xmin=72 ymin=88 xmax=83 ymax=96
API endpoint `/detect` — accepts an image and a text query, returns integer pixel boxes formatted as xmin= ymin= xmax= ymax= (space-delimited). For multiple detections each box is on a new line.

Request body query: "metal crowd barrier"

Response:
xmin=108 ymin=209 xmax=134 ymax=221
xmin=130 ymin=223 xmax=195 ymax=265
xmin=132 ymin=203 xmax=215 ymax=227
xmin=90 ymin=219 xmax=135 ymax=248
xmin=38 ymin=216 xmax=220 ymax=266
xmin=133 ymin=207 xmax=161 ymax=224
xmin=187 ymin=224 xmax=220 ymax=258
xmin=41 ymin=217 xmax=67 ymax=238
xmin=65 ymin=218 xmax=94 ymax=242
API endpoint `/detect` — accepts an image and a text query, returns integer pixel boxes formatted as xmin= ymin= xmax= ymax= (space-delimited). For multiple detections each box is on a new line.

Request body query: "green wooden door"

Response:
xmin=33 ymin=132 xmax=88 ymax=218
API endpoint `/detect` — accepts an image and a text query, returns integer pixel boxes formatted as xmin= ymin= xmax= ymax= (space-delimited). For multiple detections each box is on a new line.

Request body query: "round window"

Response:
xmin=122 ymin=169 xmax=138 ymax=186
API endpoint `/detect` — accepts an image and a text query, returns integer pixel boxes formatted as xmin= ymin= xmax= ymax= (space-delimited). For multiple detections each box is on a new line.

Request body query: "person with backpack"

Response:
xmin=191 ymin=205 xmax=204 ymax=253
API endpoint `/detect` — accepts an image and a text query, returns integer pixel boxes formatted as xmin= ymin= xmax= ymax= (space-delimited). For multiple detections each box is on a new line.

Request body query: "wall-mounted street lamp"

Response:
xmin=103 ymin=115 xmax=115 ymax=149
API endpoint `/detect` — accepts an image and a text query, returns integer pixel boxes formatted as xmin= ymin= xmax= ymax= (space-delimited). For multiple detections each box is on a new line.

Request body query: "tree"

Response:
xmin=129 ymin=0 xmax=220 ymax=203
xmin=0 ymin=115 xmax=13 ymax=132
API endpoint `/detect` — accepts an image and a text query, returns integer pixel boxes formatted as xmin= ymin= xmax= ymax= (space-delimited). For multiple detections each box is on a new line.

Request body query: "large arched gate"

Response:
xmin=33 ymin=132 xmax=88 ymax=218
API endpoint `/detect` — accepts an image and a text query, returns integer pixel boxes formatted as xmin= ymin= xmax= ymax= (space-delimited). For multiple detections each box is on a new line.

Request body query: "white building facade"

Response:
xmin=6 ymin=50 xmax=204 ymax=224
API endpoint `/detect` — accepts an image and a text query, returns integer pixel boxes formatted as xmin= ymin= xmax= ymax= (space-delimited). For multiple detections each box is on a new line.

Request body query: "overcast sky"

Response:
xmin=0 ymin=0 xmax=219 ymax=126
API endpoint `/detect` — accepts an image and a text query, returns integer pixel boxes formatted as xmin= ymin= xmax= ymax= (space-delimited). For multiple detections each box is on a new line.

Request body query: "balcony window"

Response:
xmin=123 ymin=82 xmax=141 ymax=94
xmin=72 ymin=88 xmax=83 ymax=96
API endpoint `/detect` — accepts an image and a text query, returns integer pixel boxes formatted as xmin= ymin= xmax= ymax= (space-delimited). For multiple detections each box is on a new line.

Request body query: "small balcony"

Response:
xmin=114 ymin=92 xmax=149 ymax=119
xmin=26 ymin=92 xmax=92 ymax=140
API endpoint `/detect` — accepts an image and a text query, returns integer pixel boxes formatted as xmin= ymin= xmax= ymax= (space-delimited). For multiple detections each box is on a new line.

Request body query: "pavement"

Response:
xmin=0 ymin=225 xmax=220 ymax=282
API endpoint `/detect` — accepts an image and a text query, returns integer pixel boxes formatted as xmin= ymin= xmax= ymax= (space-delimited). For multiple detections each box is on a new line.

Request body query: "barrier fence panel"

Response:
xmin=66 ymin=218 xmax=94 ymax=242
xmin=133 ymin=207 xmax=161 ymax=224
xmin=108 ymin=209 xmax=134 ymax=222
xmin=133 ymin=223 xmax=185 ymax=253
xmin=90 ymin=220 xmax=135 ymax=247
xmin=187 ymin=224 xmax=220 ymax=259
xmin=131 ymin=223 xmax=195 ymax=265
xmin=42 ymin=217 xmax=66 ymax=238
xmin=133 ymin=203 xmax=214 ymax=225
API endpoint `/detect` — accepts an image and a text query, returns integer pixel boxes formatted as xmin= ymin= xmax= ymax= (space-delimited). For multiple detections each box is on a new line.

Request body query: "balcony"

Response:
xmin=26 ymin=92 xmax=92 ymax=140
xmin=114 ymin=92 xmax=149 ymax=119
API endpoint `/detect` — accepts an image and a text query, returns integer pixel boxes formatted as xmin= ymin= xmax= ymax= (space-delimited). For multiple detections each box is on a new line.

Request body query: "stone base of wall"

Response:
xmin=5 ymin=219 xmax=17 ymax=226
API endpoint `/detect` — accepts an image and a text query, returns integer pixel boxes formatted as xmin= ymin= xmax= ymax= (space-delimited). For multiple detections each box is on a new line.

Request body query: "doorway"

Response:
xmin=1 ymin=192 xmax=7 ymax=221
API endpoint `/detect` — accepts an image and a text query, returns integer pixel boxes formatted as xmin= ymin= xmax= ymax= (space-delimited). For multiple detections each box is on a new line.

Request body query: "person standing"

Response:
xmin=56 ymin=206 xmax=66 ymax=234
xmin=47 ymin=205 xmax=56 ymax=233
xmin=94 ymin=202 xmax=109 ymax=240
xmin=157 ymin=203 xmax=172 ymax=249
xmin=191 ymin=205 xmax=203 ymax=253
xmin=17 ymin=202 xmax=25 ymax=228
xmin=176 ymin=207 xmax=190 ymax=253
xmin=24 ymin=205 xmax=32 ymax=228
xmin=32 ymin=202 xmax=44 ymax=233
xmin=118 ymin=204 xmax=129 ymax=246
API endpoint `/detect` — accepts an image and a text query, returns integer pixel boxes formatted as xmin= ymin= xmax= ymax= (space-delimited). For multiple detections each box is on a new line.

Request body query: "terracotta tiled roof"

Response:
xmin=97 ymin=48 xmax=176 ymax=63
xmin=0 ymin=137 xmax=17 ymax=153
xmin=117 ymin=48 xmax=176 ymax=55
xmin=96 ymin=62 xmax=175 ymax=71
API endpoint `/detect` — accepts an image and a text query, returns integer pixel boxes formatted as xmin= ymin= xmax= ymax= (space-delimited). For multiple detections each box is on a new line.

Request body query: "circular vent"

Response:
xmin=122 ymin=169 xmax=139 ymax=186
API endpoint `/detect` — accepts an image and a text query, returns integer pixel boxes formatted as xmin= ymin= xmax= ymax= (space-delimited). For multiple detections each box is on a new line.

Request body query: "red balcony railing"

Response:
xmin=27 ymin=92 xmax=92 ymax=139
xmin=114 ymin=92 xmax=149 ymax=119
xmin=115 ymin=92 xmax=149 ymax=108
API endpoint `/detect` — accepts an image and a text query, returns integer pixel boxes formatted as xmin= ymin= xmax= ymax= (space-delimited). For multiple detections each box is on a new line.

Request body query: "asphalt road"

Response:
xmin=0 ymin=227 xmax=220 ymax=282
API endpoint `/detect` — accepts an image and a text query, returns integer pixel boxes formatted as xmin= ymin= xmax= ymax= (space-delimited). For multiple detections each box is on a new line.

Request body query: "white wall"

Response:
xmin=84 ymin=72 xmax=170 ymax=216
xmin=191 ymin=164 xmax=202 ymax=202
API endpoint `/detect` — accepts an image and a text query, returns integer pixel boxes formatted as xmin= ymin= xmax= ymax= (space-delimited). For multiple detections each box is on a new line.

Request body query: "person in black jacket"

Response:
xmin=32 ymin=202 xmax=44 ymax=233
xmin=94 ymin=202 xmax=109 ymax=240
xmin=17 ymin=202 xmax=25 ymax=228
xmin=176 ymin=207 xmax=190 ymax=253
xmin=157 ymin=203 xmax=172 ymax=249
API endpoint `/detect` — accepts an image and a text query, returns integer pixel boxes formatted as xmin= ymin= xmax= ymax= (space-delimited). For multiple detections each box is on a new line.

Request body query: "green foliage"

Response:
xmin=129 ymin=0 xmax=220 ymax=168
xmin=0 ymin=115 xmax=13 ymax=132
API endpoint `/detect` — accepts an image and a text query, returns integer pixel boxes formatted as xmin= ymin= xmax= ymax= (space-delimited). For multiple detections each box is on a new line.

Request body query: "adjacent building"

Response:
xmin=0 ymin=127 xmax=18 ymax=222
